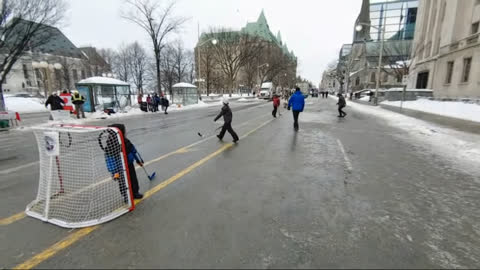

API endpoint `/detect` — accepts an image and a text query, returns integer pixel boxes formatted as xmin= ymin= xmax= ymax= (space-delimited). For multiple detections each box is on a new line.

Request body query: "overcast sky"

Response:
xmin=61 ymin=0 xmax=361 ymax=86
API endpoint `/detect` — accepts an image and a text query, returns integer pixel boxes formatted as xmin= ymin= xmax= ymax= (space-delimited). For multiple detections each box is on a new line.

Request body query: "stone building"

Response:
xmin=327 ymin=0 xmax=418 ymax=93
xmin=1 ymin=20 xmax=110 ymax=96
xmin=407 ymin=0 xmax=480 ymax=99
xmin=195 ymin=11 xmax=297 ymax=95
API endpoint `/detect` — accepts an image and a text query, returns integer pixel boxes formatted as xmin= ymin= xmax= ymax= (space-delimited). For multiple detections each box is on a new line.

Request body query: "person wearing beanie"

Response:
xmin=214 ymin=97 xmax=239 ymax=143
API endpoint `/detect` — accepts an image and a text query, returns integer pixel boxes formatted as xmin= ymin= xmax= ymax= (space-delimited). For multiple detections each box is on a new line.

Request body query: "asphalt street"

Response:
xmin=0 ymin=97 xmax=479 ymax=269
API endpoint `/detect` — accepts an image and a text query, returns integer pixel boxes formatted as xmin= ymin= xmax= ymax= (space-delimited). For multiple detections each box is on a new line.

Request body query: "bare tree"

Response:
xmin=113 ymin=44 xmax=131 ymax=82
xmin=0 ymin=0 xmax=67 ymax=110
xmin=128 ymin=42 xmax=148 ymax=94
xmin=198 ymin=44 xmax=217 ymax=95
xmin=160 ymin=44 xmax=176 ymax=96
xmin=122 ymin=0 xmax=187 ymax=95
xmin=171 ymin=40 xmax=189 ymax=83
xmin=208 ymin=29 xmax=265 ymax=97
xmin=379 ymin=40 xmax=413 ymax=83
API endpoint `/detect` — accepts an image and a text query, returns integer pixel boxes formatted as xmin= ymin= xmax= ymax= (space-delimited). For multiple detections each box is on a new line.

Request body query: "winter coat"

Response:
xmin=45 ymin=95 xmax=65 ymax=110
xmin=71 ymin=92 xmax=85 ymax=105
xmin=161 ymin=97 xmax=169 ymax=107
xmin=273 ymin=96 xmax=280 ymax=107
xmin=214 ymin=104 xmax=233 ymax=124
xmin=337 ymin=96 xmax=346 ymax=107
xmin=154 ymin=96 xmax=160 ymax=105
xmin=146 ymin=96 xmax=152 ymax=104
xmin=288 ymin=91 xmax=305 ymax=112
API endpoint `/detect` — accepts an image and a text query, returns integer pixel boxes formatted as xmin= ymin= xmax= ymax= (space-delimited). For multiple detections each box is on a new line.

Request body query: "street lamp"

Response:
xmin=355 ymin=17 xmax=386 ymax=105
xmin=196 ymin=38 xmax=218 ymax=95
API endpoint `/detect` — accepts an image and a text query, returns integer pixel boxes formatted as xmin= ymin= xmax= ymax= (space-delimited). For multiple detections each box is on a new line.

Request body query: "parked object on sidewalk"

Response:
xmin=288 ymin=87 xmax=305 ymax=131
xmin=140 ymin=102 xmax=148 ymax=112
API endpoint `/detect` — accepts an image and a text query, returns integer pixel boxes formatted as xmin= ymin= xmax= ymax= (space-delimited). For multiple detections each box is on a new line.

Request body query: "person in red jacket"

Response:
xmin=272 ymin=94 xmax=280 ymax=118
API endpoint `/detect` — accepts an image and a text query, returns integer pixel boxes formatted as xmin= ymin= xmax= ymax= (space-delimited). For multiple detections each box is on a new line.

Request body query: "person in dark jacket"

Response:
xmin=71 ymin=90 xmax=86 ymax=119
xmin=337 ymin=93 xmax=347 ymax=117
xmin=287 ymin=87 xmax=305 ymax=131
xmin=214 ymin=98 xmax=239 ymax=143
xmin=161 ymin=96 xmax=169 ymax=114
xmin=105 ymin=123 xmax=144 ymax=200
xmin=272 ymin=94 xmax=281 ymax=118
xmin=153 ymin=94 xmax=160 ymax=112
xmin=45 ymin=92 xmax=65 ymax=111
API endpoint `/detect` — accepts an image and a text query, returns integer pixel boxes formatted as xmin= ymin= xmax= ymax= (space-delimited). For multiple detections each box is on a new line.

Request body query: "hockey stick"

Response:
xmin=136 ymin=152 xmax=156 ymax=181
xmin=197 ymin=125 xmax=223 ymax=138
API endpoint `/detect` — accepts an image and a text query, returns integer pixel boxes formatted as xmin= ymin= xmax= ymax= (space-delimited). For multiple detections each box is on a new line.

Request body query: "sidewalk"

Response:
xmin=350 ymin=99 xmax=480 ymax=135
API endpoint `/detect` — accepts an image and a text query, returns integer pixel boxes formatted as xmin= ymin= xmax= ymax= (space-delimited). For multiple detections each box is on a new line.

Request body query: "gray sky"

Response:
xmin=62 ymin=0 xmax=361 ymax=86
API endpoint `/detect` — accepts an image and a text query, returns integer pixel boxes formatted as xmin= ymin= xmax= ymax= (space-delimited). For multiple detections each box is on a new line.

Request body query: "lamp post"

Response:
xmin=196 ymin=38 xmax=217 ymax=96
xmin=356 ymin=12 xmax=387 ymax=105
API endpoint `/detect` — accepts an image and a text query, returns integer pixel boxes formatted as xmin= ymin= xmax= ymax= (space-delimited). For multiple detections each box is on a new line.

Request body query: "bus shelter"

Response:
xmin=172 ymin=83 xmax=199 ymax=106
xmin=75 ymin=77 xmax=131 ymax=112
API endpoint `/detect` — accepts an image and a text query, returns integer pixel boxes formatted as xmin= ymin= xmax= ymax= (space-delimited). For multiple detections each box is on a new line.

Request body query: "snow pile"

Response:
xmin=4 ymin=96 xmax=48 ymax=113
xmin=359 ymin=96 xmax=371 ymax=102
xmin=381 ymin=99 xmax=480 ymax=123
xmin=348 ymin=101 xmax=480 ymax=177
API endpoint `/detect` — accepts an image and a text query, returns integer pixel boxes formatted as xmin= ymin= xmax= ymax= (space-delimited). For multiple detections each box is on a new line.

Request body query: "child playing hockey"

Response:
xmin=103 ymin=123 xmax=144 ymax=202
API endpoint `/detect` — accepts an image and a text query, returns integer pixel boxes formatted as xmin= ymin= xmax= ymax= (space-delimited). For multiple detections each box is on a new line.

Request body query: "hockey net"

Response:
xmin=26 ymin=124 xmax=135 ymax=228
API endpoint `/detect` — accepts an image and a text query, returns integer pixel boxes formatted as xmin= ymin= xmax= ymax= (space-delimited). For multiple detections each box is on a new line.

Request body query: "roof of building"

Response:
xmin=199 ymin=10 xmax=296 ymax=60
xmin=77 ymin=77 xmax=130 ymax=86
xmin=5 ymin=18 xmax=84 ymax=58
xmin=173 ymin=82 xmax=197 ymax=88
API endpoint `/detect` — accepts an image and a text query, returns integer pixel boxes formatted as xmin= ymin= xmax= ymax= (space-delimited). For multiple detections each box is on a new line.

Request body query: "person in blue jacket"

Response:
xmin=287 ymin=87 xmax=305 ymax=131
xmin=104 ymin=123 xmax=144 ymax=201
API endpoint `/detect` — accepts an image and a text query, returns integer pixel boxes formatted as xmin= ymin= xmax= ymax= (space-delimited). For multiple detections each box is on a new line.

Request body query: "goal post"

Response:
xmin=26 ymin=124 xmax=135 ymax=228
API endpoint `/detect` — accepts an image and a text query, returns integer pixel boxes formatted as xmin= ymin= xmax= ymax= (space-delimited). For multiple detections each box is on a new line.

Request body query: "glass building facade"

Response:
xmin=370 ymin=0 xmax=418 ymax=41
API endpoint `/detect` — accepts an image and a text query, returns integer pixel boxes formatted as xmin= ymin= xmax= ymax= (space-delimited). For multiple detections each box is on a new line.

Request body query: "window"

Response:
xmin=355 ymin=77 xmax=360 ymax=86
xmin=445 ymin=61 xmax=454 ymax=84
xmin=81 ymin=70 xmax=86 ymax=79
xmin=72 ymin=69 xmax=78 ymax=82
xmin=461 ymin=58 xmax=472 ymax=82
xmin=472 ymin=22 xmax=479 ymax=35
xmin=23 ymin=64 xmax=29 ymax=79
xmin=370 ymin=72 xmax=376 ymax=83
xmin=396 ymin=74 xmax=402 ymax=83
xmin=416 ymin=71 xmax=429 ymax=89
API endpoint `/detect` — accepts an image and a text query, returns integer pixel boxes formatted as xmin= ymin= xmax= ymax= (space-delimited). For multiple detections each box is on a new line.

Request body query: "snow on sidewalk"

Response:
xmin=381 ymin=99 xmax=480 ymax=123
xmin=347 ymin=100 xmax=480 ymax=178
xmin=4 ymin=96 xmax=48 ymax=113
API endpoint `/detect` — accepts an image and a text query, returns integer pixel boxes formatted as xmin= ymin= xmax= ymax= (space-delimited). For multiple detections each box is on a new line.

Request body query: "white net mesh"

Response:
xmin=26 ymin=124 xmax=134 ymax=228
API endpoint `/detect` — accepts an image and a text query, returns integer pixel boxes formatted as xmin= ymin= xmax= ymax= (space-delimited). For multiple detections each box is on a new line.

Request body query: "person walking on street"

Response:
xmin=71 ymin=90 xmax=86 ymax=119
xmin=272 ymin=94 xmax=280 ymax=118
xmin=337 ymin=93 xmax=347 ymax=117
xmin=161 ymin=95 xmax=169 ymax=114
xmin=288 ymin=87 xmax=305 ymax=131
xmin=214 ymin=97 xmax=239 ymax=143
xmin=325 ymin=91 xmax=329 ymax=98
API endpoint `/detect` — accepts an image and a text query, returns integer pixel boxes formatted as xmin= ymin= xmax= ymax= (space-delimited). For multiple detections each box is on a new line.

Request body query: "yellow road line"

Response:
xmin=13 ymin=226 xmax=98 ymax=270
xmin=0 ymin=114 xmax=269 ymax=227
xmin=12 ymin=118 xmax=274 ymax=270
xmin=0 ymin=212 xmax=26 ymax=226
